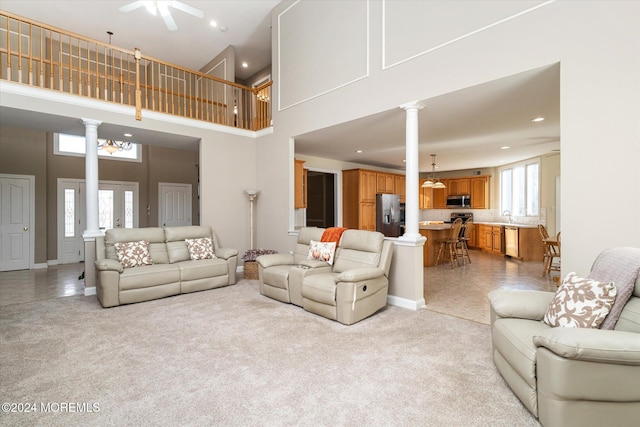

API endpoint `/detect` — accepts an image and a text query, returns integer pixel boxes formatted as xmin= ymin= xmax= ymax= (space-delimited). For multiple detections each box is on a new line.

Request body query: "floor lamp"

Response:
xmin=245 ymin=189 xmax=258 ymax=249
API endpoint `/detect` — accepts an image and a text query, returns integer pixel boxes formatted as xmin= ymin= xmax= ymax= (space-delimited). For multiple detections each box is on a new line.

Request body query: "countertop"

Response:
xmin=475 ymin=222 xmax=538 ymax=229
xmin=419 ymin=222 xmax=452 ymax=230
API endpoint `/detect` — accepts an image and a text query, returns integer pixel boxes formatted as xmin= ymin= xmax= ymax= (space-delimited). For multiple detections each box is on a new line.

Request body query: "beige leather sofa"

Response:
xmin=257 ymin=227 xmax=393 ymax=325
xmin=95 ymin=225 xmax=238 ymax=307
xmin=488 ymin=247 xmax=640 ymax=427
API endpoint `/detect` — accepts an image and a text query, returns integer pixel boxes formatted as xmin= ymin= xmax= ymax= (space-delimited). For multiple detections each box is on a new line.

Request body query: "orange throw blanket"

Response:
xmin=321 ymin=227 xmax=347 ymax=244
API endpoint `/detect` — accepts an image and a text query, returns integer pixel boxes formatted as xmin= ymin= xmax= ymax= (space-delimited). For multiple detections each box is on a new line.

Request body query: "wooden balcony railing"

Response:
xmin=0 ymin=11 xmax=272 ymax=131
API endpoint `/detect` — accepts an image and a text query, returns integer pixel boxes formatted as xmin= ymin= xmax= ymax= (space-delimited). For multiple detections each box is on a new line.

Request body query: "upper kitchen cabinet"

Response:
xmin=470 ymin=176 xmax=490 ymax=209
xmin=394 ymin=175 xmax=406 ymax=202
xmin=294 ymin=159 xmax=307 ymax=208
xmin=419 ymin=180 xmax=433 ymax=209
xmin=377 ymin=172 xmax=395 ymax=194
xmin=447 ymin=179 xmax=470 ymax=196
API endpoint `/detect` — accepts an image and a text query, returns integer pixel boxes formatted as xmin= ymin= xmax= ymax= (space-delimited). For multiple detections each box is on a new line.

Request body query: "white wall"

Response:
xmin=258 ymin=0 xmax=640 ymax=278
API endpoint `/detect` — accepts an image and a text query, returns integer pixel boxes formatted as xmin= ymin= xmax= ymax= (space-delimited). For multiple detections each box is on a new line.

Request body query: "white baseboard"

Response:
xmin=387 ymin=295 xmax=426 ymax=311
xmin=33 ymin=263 xmax=48 ymax=269
xmin=84 ymin=286 xmax=96 ymax=296
xmin=47 ymin=259 xmax=60 ymax=266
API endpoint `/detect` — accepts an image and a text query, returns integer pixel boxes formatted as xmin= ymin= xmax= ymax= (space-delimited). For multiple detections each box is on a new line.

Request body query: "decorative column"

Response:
xmin=82 ymin=118 xmax=102 ymax=237
xmin=399 ymin=101 xmax=424 ymax=241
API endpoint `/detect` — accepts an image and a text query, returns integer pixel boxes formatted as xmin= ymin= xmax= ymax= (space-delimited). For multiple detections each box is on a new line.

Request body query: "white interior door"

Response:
xmin=0 ymin=175 xmax=33 ymax=271
xmin=159 ymin=183 xmax=192 ymax=227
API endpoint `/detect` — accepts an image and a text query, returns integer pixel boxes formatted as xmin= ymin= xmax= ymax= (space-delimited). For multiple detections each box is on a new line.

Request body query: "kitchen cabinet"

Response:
xmin=470 ymin=176 xmax=489 ymax=209
xmin=294 ymin=159 xmax=307 ymax=209
xmin=343 ymin=169 xmax=378 ymax=230
xmin=419 ymin=180 xmax=433 ymax=209
xmin=394 ymin=175 xmax=406 ymax=202
xmin=448 ymin=179 xmax=470 ymax=196
xmin=433 ymin=183 xmax=448 ymax=209
xmin=504 ymin=226 xmax=544 ymax=261
xmin=480 ymin=224 xmax=503 ymax=255
xmin=377 ymin=173 xmax=395 ymax=194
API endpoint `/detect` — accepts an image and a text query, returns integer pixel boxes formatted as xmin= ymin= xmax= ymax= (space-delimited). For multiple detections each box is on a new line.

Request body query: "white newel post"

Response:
xmin=81 ymin=118 xmax=102 ymax=296
xmin=386 ymin=102 xmax=426 ymax=311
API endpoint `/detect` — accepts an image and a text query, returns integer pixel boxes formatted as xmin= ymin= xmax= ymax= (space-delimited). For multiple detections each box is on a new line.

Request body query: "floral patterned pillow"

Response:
xmin=185 ymin=237 xmax=216 ymax=260
xmin=543 ymin=272 xmax=617 ymax=328
xmin=308 ymin=240 xmax=337 ymax=265
xmin=114 ymin=240 xmax=153 ymax=268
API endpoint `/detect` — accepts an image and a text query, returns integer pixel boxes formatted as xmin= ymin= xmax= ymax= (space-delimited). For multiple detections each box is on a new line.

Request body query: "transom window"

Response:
xmin=500 ymin=159 xmax=539 ymax=217
xmin=55 ymin=133 xmax=141 ymax=162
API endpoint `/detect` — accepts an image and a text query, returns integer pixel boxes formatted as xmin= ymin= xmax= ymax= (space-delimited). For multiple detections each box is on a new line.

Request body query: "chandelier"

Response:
xmin=422 ymin=154 xmax=446 ymax=189
xmin=98 ymin=139 xmax=133 ymax=155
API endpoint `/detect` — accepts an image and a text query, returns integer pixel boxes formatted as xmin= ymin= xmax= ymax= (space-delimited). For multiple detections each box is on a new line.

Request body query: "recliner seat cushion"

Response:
xmin=119 ymin=264 xmax=180 ymax=291
xmin=178 ymin=259 xmax=228 ymax=281
xmin=493 ymin=318 xmax=550 ymax=388
xmin=302 ymin=274 xmax=339 ymax=306
xmin=262 ymin=265 xmax=293 ymax=291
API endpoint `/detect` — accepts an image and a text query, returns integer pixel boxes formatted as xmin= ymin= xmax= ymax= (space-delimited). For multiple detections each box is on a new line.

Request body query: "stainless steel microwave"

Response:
xmin=446 ymin=195 xmax=471 ymax=208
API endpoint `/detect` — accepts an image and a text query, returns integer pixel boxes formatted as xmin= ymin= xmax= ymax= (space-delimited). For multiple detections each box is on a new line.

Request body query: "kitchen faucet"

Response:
xmin=502 ymin=210 xmax=513 ymax=224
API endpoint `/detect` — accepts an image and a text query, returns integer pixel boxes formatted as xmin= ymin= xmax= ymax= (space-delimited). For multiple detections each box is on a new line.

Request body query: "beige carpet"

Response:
xmin=0 ymin=280 xmax=538 ymax=426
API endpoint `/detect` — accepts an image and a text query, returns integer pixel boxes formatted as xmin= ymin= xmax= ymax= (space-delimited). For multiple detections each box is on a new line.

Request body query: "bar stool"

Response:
xmin=436 ymin=218 xmax=463 ymax=269
xmin=456 ymin=218 xmax=473 ymax=265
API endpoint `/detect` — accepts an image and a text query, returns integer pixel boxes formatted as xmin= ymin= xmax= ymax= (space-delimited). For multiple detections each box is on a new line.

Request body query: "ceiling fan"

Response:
xmin=119 ymin=1 xmax=204 ymax=31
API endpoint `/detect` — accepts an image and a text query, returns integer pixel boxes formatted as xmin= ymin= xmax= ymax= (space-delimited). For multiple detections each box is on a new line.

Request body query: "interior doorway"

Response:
xmin=306 ymin=171 xmax=335 ymax=228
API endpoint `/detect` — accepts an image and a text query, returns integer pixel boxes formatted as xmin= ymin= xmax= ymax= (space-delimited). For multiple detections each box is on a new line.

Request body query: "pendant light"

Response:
xmin=422 ymin=154 xmax=446 ymax=189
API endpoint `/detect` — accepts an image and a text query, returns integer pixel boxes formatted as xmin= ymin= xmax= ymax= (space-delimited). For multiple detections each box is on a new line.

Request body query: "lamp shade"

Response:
xmin=421 ymin=180 xmax=434 ymax=188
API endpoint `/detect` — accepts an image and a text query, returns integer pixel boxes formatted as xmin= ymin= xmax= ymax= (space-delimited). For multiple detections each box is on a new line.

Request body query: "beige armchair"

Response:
xmin=488 ymin=247 xmax=640 ymax=427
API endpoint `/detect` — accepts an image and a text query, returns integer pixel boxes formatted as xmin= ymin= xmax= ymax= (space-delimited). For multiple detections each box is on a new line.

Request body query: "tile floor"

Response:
xmin=0 ymin=251 xmax=558 ymax=324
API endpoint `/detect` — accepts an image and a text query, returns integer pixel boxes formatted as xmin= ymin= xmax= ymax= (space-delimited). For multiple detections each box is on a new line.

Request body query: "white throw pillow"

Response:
xmin=308 ymin=240 xmax=337 ymax=265
xmin=114 ymin=240 xmax=153 ymax=268
xmin=185 ymin=237 xmax=216 ymax=260
xmin=543 ymin=272 xmax=617 ymax=328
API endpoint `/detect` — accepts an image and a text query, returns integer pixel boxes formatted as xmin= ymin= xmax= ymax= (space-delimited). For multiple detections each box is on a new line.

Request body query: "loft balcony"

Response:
xmin=0 ymin=11 xmax=272 ymax=131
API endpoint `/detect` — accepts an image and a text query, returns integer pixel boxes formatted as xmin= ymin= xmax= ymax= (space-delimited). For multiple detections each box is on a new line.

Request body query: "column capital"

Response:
xmin=399 ymin=101 xmax=424 ymax=111
xmin=81 ymin=118 xmax=102 ymax=127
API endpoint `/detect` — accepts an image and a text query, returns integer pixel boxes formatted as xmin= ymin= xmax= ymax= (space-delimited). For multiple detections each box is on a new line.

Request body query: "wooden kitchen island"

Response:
xmin=419 ymin=222 xmax=452 ymax=267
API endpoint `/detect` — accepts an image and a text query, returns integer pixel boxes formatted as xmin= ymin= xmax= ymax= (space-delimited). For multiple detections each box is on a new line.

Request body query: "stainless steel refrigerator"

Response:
xmin=376 ymin=194 xmax=402 ymax=237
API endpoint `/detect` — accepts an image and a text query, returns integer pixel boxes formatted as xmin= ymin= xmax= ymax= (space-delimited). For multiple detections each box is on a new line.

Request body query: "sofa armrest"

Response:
xmin=533 ymin=328 xmax=640 ymax=366
xmin=488 ymin=290 xmax=555 ymax=321
xmin=256 ymin=253 xmax=294 ymax=268
xmin=215 ymin=247 xmax=238 ymax=260
xmin=336 ymin=267 xmax=384 ymax=283
xmin=297 ymin=259 xmax=331 ymax=269
xmin=95 ymin=258 xmax=124 ymax=273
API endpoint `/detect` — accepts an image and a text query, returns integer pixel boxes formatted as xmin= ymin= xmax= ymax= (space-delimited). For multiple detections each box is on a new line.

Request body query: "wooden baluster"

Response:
xmin=134 ymin=48 xmax=141 ymax=120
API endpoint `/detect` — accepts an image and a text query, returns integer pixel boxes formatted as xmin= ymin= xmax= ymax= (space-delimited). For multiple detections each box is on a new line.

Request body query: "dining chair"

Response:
xmin=436 ymin=218 xmax=463 ymax=269
xmin=539 ymin=224 xmax=560 ymax=275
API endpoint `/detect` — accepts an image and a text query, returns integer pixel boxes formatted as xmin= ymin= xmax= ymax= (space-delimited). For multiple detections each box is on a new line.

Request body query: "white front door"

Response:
xmin=57 ymin=179 xmax=138 ymax=263
xmin=159 ymin=183 xmax=192 ymax=227
xmin=0 ymin=175 xmax=33 ymax=271
xmin=58 ymin=180 xmax=83 ymax=264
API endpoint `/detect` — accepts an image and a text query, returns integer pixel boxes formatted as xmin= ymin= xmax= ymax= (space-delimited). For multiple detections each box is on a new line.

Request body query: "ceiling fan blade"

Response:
xmin=119 ymin=1 xmax=145 ymax=13
xmin=160 ymin=9 xmax=178 ymax=31
xmin=170 ymin=1 xmax=204 ymax=18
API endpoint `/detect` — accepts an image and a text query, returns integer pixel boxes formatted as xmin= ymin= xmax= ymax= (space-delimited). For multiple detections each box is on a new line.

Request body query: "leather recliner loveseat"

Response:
xmin=95 ymin=225 xmax=238 ymax=307
xmin=488 ymin=247 xmax=640 ymax=427
xmin=256 ymin=227 xmax=393 ymax=325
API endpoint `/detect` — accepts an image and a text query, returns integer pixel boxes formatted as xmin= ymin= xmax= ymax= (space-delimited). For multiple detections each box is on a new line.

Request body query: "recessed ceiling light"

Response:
xmin=531 ymin=117 xmax=545 ymax=122
xmin=210 ymin=20 xmax=217 ymax=27
xmin=219 ymin=25 xmax=228 ymax=32
xmin=356 ymin=150 xmax=363 ymax=153
xmin=501 ymin=146 xmax=510 ymax=150
xmin=242 ymin=62 xmax=248 ymax=68
xmin=124 ymin=133 xmax=132 ymax=137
